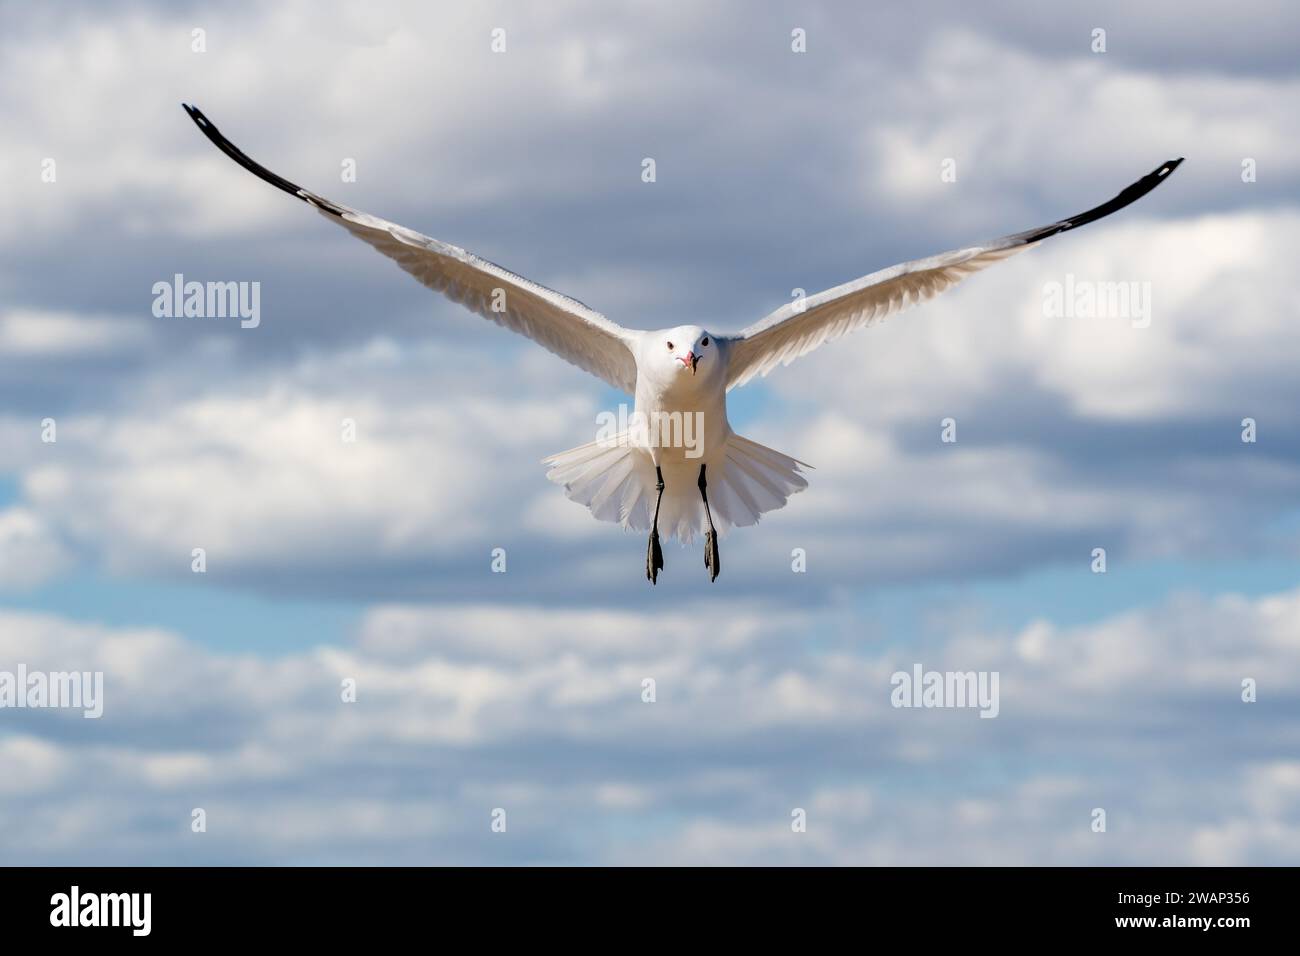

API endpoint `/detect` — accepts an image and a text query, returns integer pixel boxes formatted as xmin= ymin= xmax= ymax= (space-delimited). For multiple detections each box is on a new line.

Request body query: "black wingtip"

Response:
xmin=181 ymin=103 xmax=343 ymax=216
xmin=1020 ymin=156 xmax=1185 ymax=244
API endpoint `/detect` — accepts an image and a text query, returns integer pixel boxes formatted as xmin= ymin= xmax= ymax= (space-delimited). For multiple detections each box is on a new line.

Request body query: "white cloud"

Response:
xmin=0 ymin=310 xmax=150 ymax=358
xmin=0 ymin=736 xmax=69 ymax=795
xmin=2 ymin=582 xmax=1299 ymax=863
xmin=863 ymin=29 xmax=1300 ymax=217
xmin=0 ymin=507 xmax=70 ymax=589
xmin=763 ymin=210 xmax=1300 ymax=425
xmin=15 ymin=341 xmax=596 ymax=576
xmin=0 ymin=2 xmax=737 ymax=246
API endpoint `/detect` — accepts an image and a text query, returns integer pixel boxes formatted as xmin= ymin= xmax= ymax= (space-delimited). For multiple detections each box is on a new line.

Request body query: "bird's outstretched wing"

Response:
xmin=723 ymin=158 xmax=1183 ymax=390
xmin=183 ymin=104 xmax=641 ymax=394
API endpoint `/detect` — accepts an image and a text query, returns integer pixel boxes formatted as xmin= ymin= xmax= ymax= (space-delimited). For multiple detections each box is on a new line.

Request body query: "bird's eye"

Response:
xmin=700 ymin=337 xmax=709 ymax=347
xmin=666 ymin=341 xmax=674 ymax=350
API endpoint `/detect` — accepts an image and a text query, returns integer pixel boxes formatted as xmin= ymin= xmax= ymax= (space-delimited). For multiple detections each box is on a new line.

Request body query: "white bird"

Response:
xmin=184 ymin=105 xmax=1181 ymax=584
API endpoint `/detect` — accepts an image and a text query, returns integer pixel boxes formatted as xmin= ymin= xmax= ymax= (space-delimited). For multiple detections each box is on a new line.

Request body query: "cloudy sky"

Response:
xmin=2 ymin=0 xmax=1299 ymax=864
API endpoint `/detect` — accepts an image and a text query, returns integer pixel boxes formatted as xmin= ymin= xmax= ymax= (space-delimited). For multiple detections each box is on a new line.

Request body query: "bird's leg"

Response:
xmin=698 ymin=464 xmax=720 ymax=582
xmin=646 ymin=465 xmax=665 ymax=584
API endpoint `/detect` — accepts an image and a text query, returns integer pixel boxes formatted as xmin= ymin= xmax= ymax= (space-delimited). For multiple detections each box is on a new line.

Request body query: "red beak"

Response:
xmin=680 ymin=351 xmax=697 ymax=374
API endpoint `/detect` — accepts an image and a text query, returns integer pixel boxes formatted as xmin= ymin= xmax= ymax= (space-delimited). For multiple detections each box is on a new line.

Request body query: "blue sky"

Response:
xmin=2 ymin=0 xmax=1299 ymax=864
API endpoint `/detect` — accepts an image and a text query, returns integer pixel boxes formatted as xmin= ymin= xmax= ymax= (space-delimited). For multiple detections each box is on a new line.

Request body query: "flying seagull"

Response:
xmin=183 ymin=104 xmax=1181 ymax=585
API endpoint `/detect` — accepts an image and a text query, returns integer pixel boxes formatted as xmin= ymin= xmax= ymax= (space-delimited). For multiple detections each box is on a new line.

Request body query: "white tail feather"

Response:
xmin=543 ymin=431 xmax=810 ymax=543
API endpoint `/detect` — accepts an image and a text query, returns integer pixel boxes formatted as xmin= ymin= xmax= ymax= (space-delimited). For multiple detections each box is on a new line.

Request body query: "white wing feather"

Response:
xmin=724 ymin=158 xmax=1183 ymax=390
xmin=184 ymin=105 xmax=640 ymax=394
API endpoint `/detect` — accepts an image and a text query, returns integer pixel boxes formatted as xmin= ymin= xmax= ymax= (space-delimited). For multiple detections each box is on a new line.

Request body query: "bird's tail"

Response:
xmin=542 ymin=431 xmax=811 ymax=543
xmin=542 ymin=431 xmax=659 ymax=531
xmin=708 ymin=434 xmax=812 ymax=536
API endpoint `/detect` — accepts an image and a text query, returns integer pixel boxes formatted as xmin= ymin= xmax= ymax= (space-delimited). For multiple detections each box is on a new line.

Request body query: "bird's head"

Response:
xmin=654 ymin=325 xmax=717 ymax=384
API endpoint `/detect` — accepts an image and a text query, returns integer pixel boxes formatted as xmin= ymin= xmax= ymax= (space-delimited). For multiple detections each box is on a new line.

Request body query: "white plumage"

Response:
xmin=183 ymin=104 xmax=1181 ymax=582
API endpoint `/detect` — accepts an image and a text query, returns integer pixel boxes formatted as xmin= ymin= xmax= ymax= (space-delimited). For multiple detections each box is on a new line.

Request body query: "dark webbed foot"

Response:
xmin=647 ymin=465 xmax=665 ymax=585
xmin=647 ymin=529 xmax=664 ymax=584
xmin=698 ymin=464 xmax=720 ymax=583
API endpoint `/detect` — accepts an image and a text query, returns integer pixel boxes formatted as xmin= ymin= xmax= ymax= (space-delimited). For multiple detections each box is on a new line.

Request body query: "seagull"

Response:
xmin=183 ymin=104 xmax=1181 ymax=585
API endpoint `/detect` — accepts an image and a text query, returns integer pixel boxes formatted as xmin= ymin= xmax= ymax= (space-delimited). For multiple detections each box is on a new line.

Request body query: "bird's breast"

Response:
xmin=632 ymin=379 xmax=730 ymax=463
